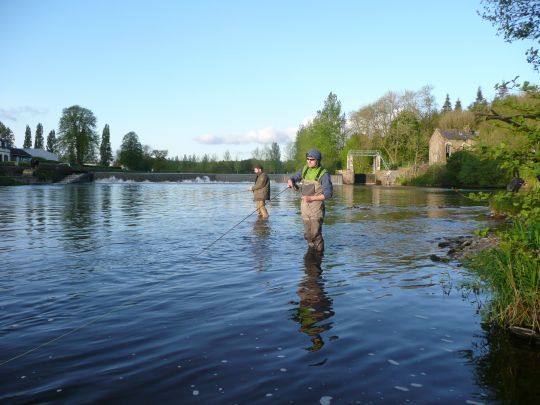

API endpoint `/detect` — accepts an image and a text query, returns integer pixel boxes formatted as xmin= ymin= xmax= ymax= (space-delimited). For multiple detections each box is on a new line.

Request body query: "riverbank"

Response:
xmin=436 ymin=221 xmax=539 ymax=343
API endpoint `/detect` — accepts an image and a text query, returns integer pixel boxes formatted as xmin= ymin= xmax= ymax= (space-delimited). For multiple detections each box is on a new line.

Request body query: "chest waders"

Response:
xmin=300 ymin=166 xmax=327 ymax=252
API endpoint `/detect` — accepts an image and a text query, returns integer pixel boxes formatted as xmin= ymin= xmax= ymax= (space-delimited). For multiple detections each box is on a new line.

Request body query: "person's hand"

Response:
xmin=287 ymin=179 xmax=294 ymax=188
xmin=302 ymin=195 xmax=312 ymax=202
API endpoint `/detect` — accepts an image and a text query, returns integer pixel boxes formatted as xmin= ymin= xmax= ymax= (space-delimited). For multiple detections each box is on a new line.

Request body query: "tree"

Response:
xmin=266 ymin=142 xmax=281 ymax=173
xmin=34 ymin=123 xmax=44 ymax=149
xmin=454 ymin=99 xmax=463 ymax=112
xmin=442 ymin=94 xmax=452 ymax=113
xmin=348 ymin=86 xmax=438 ymax=169
xmin=57 ymin=105 xmax=99 ymax=164
xmin=0 ymin=121 xmax=15 ymax=146
xmin=480 ymin=0 xmax=540 ymax=70
xmin=23 ymin=125 xmax=32 ymax=148
xmin=100 ymin=124 xmax=113 ymax=167
xmin=439 ymin=110 xmax=477 ymax=131
xmin=293 ymin=92 xmax=346 ymax=171
xmin=46 ymin=130 xmax=56 ymax=153
xmin=118 ymin=131 xmax=143 ymax=170
xmin=469 ymin=86 xmax=489 ymax=113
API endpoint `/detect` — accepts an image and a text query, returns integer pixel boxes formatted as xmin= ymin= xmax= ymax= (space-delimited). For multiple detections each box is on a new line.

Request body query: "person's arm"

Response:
xmin=287 ymin=168 xmax=303 ymax=188
xmin=251 ymin=174 xmax=267 ymax=191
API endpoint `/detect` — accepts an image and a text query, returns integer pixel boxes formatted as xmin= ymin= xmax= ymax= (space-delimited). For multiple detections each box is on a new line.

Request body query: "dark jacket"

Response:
xmin=252 ymin=172 xmax=270 ymax=201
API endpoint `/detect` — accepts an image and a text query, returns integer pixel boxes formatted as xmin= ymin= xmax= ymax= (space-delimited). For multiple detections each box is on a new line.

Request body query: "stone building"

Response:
xmin=429 ymin=128 xmax=476 ymax=165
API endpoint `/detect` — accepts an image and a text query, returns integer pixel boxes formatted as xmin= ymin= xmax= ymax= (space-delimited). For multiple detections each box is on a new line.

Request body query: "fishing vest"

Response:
xmin=300 ymin=165 xmax=327 ymax=220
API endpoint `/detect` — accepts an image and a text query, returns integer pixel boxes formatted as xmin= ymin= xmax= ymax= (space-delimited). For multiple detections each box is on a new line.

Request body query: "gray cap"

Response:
xmin=306 ymin=148 xmax=322 ymax=161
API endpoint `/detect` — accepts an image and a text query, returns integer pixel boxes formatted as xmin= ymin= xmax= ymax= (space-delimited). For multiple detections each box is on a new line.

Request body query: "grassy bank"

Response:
xmin=467 ymin=218 xmax=539 ymax=335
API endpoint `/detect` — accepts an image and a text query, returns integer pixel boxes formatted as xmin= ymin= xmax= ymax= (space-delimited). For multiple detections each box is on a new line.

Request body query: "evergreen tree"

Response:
xmin=454 ymin=99 xmax=462 ymax=112
xmin=47 ymin=130 xmax=56 ymax=152
xmin=0 ymin=121 xmax=15 ymax=146
xmin=469 ymin=87 xmax=489 ymax=113
xmin=34 ymin=123 xmax=44 ymax=149
xmin=100 ymin=124 xmax=113 ymax=166
xmin=23 ymin=125 xmax=32 ymax=148
xmin=442 ymin=94 xmax=452 ymax=113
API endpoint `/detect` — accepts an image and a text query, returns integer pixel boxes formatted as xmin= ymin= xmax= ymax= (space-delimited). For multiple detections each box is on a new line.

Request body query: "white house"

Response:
xmin=0 ymin=139 xmax=10 ymax=162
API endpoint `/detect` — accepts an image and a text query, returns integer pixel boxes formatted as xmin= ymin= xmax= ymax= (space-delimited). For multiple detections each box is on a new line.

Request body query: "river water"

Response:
xmin=1 ymin=181 xmax=538 ymax=404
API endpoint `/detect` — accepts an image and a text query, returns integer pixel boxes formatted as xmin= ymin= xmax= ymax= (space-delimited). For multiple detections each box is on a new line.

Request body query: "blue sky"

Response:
xmin=1 ymin=0 xmax=537 ymax=160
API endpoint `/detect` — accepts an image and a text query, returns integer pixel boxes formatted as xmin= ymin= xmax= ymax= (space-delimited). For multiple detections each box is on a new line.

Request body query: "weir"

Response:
xmin=93 ymin=172 xmax=344 ymax=185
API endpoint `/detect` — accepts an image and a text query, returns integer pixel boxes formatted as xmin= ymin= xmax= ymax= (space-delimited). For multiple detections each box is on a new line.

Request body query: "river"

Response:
xmin=1 ymin=181 xmax=538 ymax=403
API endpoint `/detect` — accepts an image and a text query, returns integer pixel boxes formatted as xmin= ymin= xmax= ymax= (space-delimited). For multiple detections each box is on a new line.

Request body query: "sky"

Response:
xmin=1 ymin=0 xmax=538 ymax=160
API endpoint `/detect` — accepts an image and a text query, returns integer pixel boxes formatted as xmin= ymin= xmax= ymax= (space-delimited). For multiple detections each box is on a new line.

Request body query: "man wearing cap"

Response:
xmin=287 ymin=148 xmax=333 ymax=252
xmin=250 ymin=164 xmax=270 ymax=218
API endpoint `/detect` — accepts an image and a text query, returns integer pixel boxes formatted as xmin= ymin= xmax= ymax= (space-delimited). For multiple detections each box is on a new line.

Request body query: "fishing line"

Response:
xmin=197 ymin=186 xmax=290 ymax=255
xmin=0 ymin=185 xmax=291 ymax=367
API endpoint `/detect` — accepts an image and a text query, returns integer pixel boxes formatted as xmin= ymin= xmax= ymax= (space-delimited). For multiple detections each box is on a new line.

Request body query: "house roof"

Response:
xmin=10 ymin=148 xmax=33 ymax=158
xmin=23 ymin=148 xmax=59 ymax=161
xmin=439 ymin=129 xmax=475 ymax=141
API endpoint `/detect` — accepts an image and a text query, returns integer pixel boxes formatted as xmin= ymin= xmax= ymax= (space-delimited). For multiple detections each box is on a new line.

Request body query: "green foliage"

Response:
xmin=294 ymin=92 xmax=346 ymax=172
xmin=23 ymin=125 xmax=32 ymax=148
xmin=480 ymin=0 xmax=540 ymax=70
xmin=446 ymin=150 xmax=510 ymax=187
xmin=57 ymin=105 xmax=99 ymax=164
xmin=34 ymin=123 xmax=44 ymax=149
xmin=442 ymin=93 xmax=452 ymax=113
xmin=405 ymin=150 xmax=509 ymax=187
xmin=100 ymin=124 xmax=113 ymax=167
xmin=46 ymin=130 xmax=56 ymax=153
xmin=467 ymin=219 xmax=540 ymax=332
xmin=0 ymin=121 xmax=15 ymax=146
xmin=118 ymin=131 xmax=144 ymax=170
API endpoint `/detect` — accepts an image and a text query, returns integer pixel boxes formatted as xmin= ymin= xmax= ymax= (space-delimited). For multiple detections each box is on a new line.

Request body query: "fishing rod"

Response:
xmin=197 ymin=186 xmax=290 ymax=255
xmin=0 ymin=185 xmax=291 ymax=367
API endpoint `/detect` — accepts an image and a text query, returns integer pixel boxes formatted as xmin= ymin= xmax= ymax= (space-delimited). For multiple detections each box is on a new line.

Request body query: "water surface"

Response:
xmin=1 ymin=182 xmax=538 ymax=403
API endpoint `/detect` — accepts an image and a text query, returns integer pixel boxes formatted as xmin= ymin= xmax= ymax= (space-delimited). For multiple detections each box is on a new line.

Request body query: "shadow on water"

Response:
xmin=290 ymin=249 xmax=335 ymax=353
xmin=461 ymin=325 xmax=540 ymax=403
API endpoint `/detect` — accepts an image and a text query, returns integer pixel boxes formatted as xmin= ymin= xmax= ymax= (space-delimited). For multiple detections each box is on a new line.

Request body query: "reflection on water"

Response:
xmin=463 ymin=325 xmax=540 ymax=403
xmin=291 ymin=250 xmax=334 ymax=352
xmin=0 ymin=182 xmax=538 ymax=403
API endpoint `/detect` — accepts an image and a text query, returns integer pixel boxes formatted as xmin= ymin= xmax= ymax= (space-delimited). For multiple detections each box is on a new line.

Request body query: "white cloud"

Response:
xmin=0 ymin=106 xmax=48 ymax=121
xmin=194 ymin=126 xmax=297 ymax=145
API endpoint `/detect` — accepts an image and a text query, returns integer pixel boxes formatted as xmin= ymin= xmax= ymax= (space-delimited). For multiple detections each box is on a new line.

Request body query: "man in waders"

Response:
xmin=287 ymin=148 xmax=333 ymax=253
xmin=250 ymin=164 xmax=270 ymax=218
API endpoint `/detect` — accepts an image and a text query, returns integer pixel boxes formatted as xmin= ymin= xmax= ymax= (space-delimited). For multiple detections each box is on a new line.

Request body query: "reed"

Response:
xmin=468 ymin=219 xmax=540 ymax=333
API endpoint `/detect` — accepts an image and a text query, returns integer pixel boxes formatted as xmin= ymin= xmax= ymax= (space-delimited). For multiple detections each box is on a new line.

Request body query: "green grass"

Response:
xmin=467 ymin=219 xmax=540 ymax=333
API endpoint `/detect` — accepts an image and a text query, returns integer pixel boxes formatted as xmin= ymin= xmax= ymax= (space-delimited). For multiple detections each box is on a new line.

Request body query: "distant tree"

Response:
xmin=454 ymin=99 xmax=462 ymax=112
xmin=57 ymin=105 xmax=99 ymax=164
xmin=480 ymin=0 xmax=540 ymax=70
xmin=118 ymin=131 xmax=143 ymax=170
xmin=469 ymin=86 xmax=489 ymax=113
xmin=46 ymin=130 xmax=56 ymax=153
xmin=0 ymin=121 xmax=15 ymax=146
xmin=294 ymin=92 xmax=346 ymax=170
xmin=266 ymin=142 xmax=281 ymax=173
xmin=439 ymin=110 xmax=477 ymax=131
xmin=151 ymin=149 xmax=168 ymax=172
xmin=442 ymin=94 xmax=452 ymax=113
xmin=223 ymin=150 xmax=231 ymax=161
xmin=34 ymin=123 xmax=44 ymax=149
xmin=23 ymin=125 xmax=32 ymax=148
xmin=100 ymin=124 xmax=113 ymax=167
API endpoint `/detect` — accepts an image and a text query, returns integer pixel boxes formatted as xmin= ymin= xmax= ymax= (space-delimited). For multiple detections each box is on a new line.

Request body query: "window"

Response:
xmin=445 ymin=143 xmax=452 ymax=158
